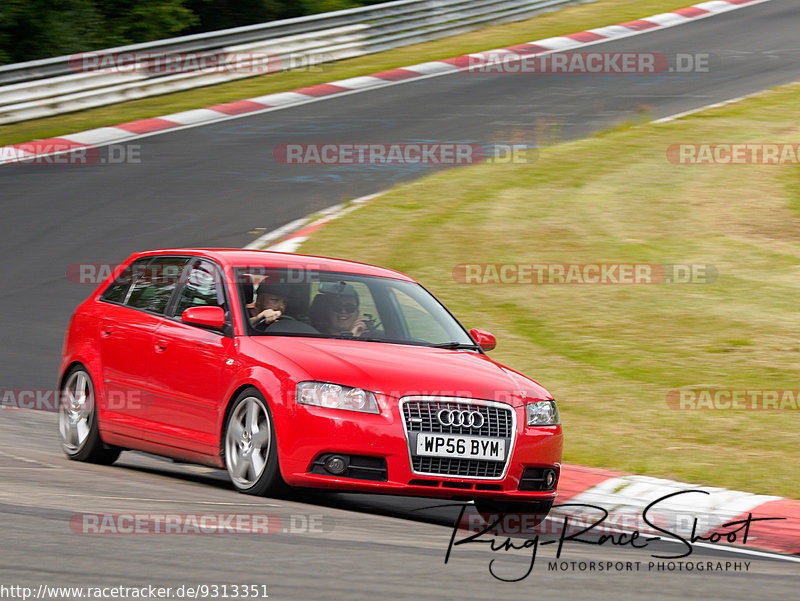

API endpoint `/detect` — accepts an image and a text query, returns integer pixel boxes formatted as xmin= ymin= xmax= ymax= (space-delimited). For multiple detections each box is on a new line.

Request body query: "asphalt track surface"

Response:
xmin=1 ymin=1 xmax=800 ymax=598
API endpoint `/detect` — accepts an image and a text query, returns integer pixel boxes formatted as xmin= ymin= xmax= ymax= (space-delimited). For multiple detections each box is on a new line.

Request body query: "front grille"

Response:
xmin=402 ymin=399 xmax=513 ymax=437
xmin=402 ymin=398 xmax=514 ymax=479
xmin=412 ymin=456 xmax=505 ymax=478
xmin=407 ymin=479 xmax=503 ymax=491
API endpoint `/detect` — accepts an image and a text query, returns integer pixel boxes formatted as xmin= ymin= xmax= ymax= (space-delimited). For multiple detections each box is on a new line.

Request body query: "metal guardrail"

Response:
xmin=0 ymin=0 xmax=594 ymax=125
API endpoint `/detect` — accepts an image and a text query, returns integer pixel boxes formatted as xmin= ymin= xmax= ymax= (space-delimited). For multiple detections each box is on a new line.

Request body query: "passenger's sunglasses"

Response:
xmin=333 ymin=303 xmax=358 ymax=314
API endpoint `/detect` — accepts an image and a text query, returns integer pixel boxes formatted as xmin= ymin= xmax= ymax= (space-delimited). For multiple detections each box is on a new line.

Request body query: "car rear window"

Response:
xmin=172 ymin=259 xmax=227 ymax=317
xmin=126 ymin=257 xmax=190 ymax=314
xmin=100 ymin=258 xmax=148 ymax=303
xmin=101 ymin=256 xmax=190 ymax=315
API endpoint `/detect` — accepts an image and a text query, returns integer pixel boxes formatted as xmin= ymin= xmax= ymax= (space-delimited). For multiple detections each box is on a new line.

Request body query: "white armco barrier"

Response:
xmin=0 ymin=0 xmax=594 ymax=125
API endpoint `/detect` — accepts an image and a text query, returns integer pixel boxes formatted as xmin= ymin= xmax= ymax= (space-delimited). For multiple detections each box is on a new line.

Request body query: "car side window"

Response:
xmin=100 ymin=258 xmax=149 ymax=303
xmin=173 ymin=259 xmax=227 ymax=319
xmin=125 ymin=257 xmax=190 ymax=315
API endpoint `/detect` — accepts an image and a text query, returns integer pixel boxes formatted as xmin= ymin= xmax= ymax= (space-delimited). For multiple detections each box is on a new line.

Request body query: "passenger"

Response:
xmin=310 ymin=283 xmax=372 ymax=337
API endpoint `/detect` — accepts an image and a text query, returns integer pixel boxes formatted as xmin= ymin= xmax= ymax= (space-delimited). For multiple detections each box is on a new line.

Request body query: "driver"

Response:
xmin=249 ymin=280 xmax=290 ymax=328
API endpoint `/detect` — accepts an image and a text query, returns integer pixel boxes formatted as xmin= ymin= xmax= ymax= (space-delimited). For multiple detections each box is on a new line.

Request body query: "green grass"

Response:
xmin=298 ymin=81 xmax=800 ymax=499
xmin=1 ymin=0 xmax=698 ymax=146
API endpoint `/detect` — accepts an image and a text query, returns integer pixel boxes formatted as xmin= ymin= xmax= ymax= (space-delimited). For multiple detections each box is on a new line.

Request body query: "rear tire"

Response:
xmin=224 ymin=389 xmax=285 ymax=496
xmin=58 ymin=366 xmax=120 ymax=465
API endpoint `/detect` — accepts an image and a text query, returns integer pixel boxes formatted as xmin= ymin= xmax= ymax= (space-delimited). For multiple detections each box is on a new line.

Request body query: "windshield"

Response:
xmin=234 ymin=267 xmax=476 ymax=348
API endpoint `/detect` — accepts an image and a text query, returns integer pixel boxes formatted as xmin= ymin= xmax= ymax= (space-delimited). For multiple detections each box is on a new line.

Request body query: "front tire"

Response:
xmin=58 ymin=366 xmax=120 ymax=465
xmin=224 ymin=389 xmax=284 ymax=496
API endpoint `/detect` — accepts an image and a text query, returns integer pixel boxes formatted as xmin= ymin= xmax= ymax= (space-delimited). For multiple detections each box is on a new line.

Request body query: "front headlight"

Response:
xmin=296 ymin=382 xmax=380 ymax=414
xmin=526 ymin=400 xmax=559 ymax=426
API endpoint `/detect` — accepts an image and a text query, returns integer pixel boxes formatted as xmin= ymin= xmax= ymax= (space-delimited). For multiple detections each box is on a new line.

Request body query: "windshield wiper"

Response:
xmin=330 ymin=334 xmax=396 ymax=343
xmin=430 ymin=342 xmax=480 ymax=350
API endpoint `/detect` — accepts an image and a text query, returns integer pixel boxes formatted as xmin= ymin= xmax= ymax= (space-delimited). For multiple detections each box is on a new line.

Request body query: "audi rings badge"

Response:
xmin=437 ymin=409 xmax=484 ymax=429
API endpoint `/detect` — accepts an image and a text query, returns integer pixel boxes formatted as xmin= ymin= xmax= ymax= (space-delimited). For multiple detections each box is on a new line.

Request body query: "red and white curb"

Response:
xmin=0 ymin=0 xmax=773 ymax=165
xmin=246 ymin=192 xmax=383 ymax=252
xmin=556 ymin=464 xmax=800 ymax=556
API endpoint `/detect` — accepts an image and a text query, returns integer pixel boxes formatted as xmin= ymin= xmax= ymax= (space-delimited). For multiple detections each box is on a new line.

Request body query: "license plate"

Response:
xmin=416 ymin=434 xmax=505 ymax=460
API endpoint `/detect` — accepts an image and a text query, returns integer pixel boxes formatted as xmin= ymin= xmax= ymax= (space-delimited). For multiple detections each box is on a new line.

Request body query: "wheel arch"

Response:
xmin=219 ymin=382 xmax=288 ymax=495
xmin=218 ymin=383 xmax=264 ymax=456
xmin=59 ymin=360 xmax=85 ymax=388
xmin=216 ymin=365 xmax=293 ymax=455
xmin=58 ymin=357 xmax=108 ymax=416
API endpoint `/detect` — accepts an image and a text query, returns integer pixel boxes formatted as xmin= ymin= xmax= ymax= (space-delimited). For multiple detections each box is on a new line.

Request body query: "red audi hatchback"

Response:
xmin=58 ymin=249 xmax=562 ymax=516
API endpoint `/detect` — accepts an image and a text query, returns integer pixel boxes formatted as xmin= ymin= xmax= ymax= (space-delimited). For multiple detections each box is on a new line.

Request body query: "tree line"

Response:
xmin=0 ymin=0 xmax=384 ymax=65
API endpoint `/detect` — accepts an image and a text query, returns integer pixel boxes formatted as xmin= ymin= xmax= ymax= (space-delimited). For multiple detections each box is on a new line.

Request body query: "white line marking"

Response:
xmin=59 ymin=127 xmax=137 ymax=145
xmin=162 ymin=108 xmax=224 ymax=125
xmin=244 ymin=216 xmax=312 ymax=249
xmin=586 ymin=25 xmax=636 ymax=37
xmin=401 ymin=61 xmax=458 ymax=75
xmin=468 ymin=49 xmax=515 ymax=59
xmin=0 ymin=450 xmax=53 ymax=467
xmin=533 ymin=36 xmax=583 ymax=50
xmin=334 ymin=75 xmax=386 ymax=89
xmin=544 ymin=513 xmax=800 ymax=563
xmin=268 ymin=236 xmax=309 ymax=253
xmin=643 ymin=12 xmax=693 ymax=27
xmin=247 ymin=91 xmax=313 ymax=105
xmin=654 ymin=536 xmax=800 ymax=563
xmin=695 ymin=0 xmax=738 ymax=10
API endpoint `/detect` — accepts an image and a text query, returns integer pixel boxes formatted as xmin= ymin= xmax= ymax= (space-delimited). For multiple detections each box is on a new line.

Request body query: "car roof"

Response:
xmin=127 ymin=248 xmax=417 ymax=282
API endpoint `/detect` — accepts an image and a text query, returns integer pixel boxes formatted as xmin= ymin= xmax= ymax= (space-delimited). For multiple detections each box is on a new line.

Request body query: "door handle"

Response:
xmin=100 ymin=328 xmax=113 ymax=338
xmin=155 ymin=340 xmax=168 ymax=352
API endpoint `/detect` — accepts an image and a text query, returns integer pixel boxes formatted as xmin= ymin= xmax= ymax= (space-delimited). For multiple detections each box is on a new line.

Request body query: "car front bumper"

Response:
xmin=275 ymin=397 xmax=563 ymax=502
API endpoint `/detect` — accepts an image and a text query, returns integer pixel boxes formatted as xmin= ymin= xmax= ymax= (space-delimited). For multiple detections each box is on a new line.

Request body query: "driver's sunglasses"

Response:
xmin=333 ymin=303 xmax=358 ymax=314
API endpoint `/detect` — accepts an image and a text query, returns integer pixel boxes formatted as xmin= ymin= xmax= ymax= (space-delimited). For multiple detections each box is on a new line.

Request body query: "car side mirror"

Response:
xmin=469 ymin=328 xmax=496 ymax=351
xmin=181 ymin=306 xmax=226 ymax=330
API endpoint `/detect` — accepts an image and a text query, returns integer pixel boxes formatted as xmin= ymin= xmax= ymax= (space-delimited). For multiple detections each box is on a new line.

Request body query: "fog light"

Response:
xmin=325 ymin=455 xmax=349 ymax=475
xmin=545 ymin=469 xmax=557 ymax=489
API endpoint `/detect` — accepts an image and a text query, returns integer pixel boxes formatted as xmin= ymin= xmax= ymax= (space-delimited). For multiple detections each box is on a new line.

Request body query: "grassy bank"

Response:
xmin=1 ymin=0 xmax=696 ymax=146
xmin=299 ymin=82 xmax=800 ymax=498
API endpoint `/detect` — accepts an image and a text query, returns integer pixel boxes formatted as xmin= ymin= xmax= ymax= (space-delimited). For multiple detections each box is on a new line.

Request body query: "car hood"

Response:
xmin=249 ymin=336 xmax=551 ymax=406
